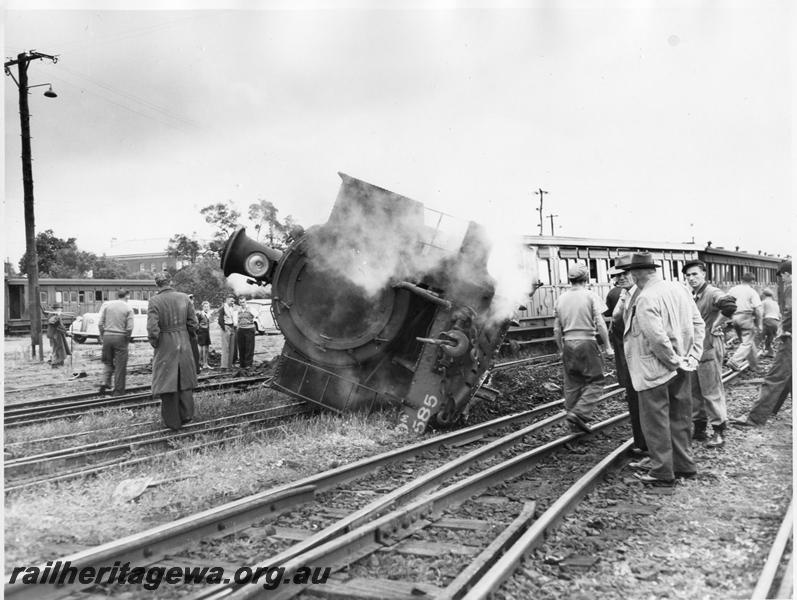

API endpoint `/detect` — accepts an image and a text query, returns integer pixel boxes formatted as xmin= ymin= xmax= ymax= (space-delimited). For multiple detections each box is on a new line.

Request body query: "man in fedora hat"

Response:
xmin=732 ymin=260 xmax=792 ymax=427
xmin=621 ymin=252 xmax=705 ymax=485
xmin=682 ymin=259 xmax=737 ymax=447
xmin=608 ymin=254 xmax=647 ymax=455
xmin=553 ymin=262 xmax=613 ymax=434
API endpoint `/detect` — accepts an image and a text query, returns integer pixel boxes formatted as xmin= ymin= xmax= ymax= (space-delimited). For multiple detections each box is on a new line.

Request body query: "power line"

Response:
xmin=53 ymin=65 xmax=198 ymax=129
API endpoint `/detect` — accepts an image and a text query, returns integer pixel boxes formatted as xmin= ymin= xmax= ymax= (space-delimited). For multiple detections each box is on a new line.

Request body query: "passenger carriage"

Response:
xmin=511 ymin=237 xmax=784 ymax=345
xmin=4 ymin=277 xmax=158 ymax=336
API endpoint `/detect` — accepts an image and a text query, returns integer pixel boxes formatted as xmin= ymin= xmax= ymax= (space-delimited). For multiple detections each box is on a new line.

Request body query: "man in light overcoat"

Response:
xmin=622 ymin=253 xmax=705 ymax=485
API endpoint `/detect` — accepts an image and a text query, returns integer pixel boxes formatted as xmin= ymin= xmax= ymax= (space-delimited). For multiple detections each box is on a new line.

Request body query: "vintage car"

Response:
xmin=69 ymin=299 xmax=149 ymax=343
xmin=245 ymin=298 xmax=281 ymax=335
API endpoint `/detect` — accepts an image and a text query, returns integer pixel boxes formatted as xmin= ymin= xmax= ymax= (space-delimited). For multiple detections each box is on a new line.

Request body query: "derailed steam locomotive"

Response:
xmin=221 ymin=173 xmax=513 ymax=434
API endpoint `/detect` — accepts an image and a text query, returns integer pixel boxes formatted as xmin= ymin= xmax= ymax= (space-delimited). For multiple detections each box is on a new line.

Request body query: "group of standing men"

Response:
xmin=217 ymin=295 xmax=258 ymax=369
xmin=554 ymin=253 xmax=792 ymax=486
xmin=95 ymin=273 xmax=259 ymax=431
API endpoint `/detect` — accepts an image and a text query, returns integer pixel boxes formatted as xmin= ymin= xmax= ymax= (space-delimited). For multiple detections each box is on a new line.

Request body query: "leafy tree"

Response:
xmin=171 ymin=256 xmax=229 ymax=306
xmin=280 ymin=215 xmax=306 ymax=249
xmin=48 ymin=247 xmax=97 ymax=278
xmin=200 ymin=202 xmax=242 ymax=257
xmin=18 ymin=229 xmax=77 ymax=276
xmin=167 ymin=233 xmax=201 ymax=265
xmin=248 ymin=199 xmax=284 ymax=246
xmin=92 ymin=256 xmax=129 ymax=279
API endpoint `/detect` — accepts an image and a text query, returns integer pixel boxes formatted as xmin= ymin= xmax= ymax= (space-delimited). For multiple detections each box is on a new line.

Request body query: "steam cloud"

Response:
xmin=300 ymin=175 xmax=538 ymax=326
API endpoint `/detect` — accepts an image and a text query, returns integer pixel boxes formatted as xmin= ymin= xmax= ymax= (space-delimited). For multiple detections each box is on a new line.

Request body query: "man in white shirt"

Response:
xmin=727 ymin=272 xmax=763 ymax=370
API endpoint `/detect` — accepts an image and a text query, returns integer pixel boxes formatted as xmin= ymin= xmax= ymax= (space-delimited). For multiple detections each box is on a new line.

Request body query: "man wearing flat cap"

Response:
xmin=733 ymin=260 xmax=792 ymax=427
xmin=147 ymin=271 xmax=199 ymax=430
xmin=682 ymin=259 xmax=737 ymax=448
xmin=621 ymin=253 xmax=705 ymax=485
xmin=553 ymin=262 xmax=613 ymax=434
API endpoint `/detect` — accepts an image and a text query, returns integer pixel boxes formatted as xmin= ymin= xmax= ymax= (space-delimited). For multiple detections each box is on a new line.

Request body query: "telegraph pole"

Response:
xmin=5 ymin=50 xmax=59 ymax=360
xmin=534 ymin=188 xmax=548 ymax=236
xmin=547 ymin=214 xmax=559 ymax=236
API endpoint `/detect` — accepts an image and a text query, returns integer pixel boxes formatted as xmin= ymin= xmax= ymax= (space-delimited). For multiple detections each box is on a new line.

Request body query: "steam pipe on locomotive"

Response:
xmin=220 ymin=173 xmax=516 ymax=435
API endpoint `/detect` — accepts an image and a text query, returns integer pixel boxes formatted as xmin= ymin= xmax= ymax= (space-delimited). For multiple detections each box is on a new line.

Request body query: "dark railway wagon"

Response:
xmin=4 ymin=277 xmax=158 ymax=335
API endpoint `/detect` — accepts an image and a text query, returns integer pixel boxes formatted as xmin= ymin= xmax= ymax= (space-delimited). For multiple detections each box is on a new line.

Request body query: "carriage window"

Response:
xmin=587 ymin=259 xmax=598 ymax=283
xmin=95 ymin=290 xmax=103 ymax=302
xmin=538 ymin=258 xmax=551 ymax=285
xmin=559 ymin=259 xmax=569 ymax=283
xmin=40 ymin=291 xmax=48 ymax=305
xmin=671 ymin=261 xmax=680 ymax=280
xmin=139 ymin=263 xmax=145 ymax=272
xmin=78 ymin=291 xmax=85 ymax=303
xmin=596 ymin=259 xmax=608 ymax=283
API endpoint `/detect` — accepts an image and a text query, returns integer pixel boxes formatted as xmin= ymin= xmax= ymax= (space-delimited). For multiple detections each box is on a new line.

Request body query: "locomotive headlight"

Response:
xmin=245 ymin=252 xmax=270 ymax=278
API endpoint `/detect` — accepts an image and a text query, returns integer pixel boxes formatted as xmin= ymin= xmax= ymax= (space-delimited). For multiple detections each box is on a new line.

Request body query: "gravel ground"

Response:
xmin=500 ymin=359 xmax=793 ymax=600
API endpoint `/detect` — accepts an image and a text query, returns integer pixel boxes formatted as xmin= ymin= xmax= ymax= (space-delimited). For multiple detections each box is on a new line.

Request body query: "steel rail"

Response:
xmin=491 ymin=353 xmax=559 ymax=371
xmin=5 ymin=402 xmax=310 ymax=475
xmin=4 ymin=376 xmax=271 ymax=427
xmin=2 ymin=401 xmax=569 ymax=600
xmin=209 ymin=412 xmax=631 ymax=600
xmin=751 ymin=498 xmax=794 ymax=600
xmin=203 ymin=366 xmax=748 ymax=600
xmin=4 ymin=421 xmax=297 ymax=493
xmin=192 ymin=387 xmax=626 ymax=599
xmin=454 ymin=363 xmax=747 ymax=599
xmin=461 ymin=438 xmax=634 ymax=600
xmin=3 ymin=486 xmax=317 ymax=600
xmin=3 ymin=372 xmax=232 ymax=409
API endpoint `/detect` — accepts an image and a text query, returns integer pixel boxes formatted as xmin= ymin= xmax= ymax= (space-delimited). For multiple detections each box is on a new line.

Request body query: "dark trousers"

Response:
xmin=160 ymin=389 xmax=195 ymax=430
xmin=562 ymin=339 xmax=605 ymax=421
xmin=762 ymin=318 xmax=779 ymax=354
xmin=101 ymin=333 xmax=129 ymax=395
xmin=749 ymin=336 xmax=792 ymax=425
xmin=625 ymin=385 xmax=647 ymax=451
xmin=638 ymin=371 xmax=695 ymax=480
xmin=237 ymin=327 xmax=256 ymax=368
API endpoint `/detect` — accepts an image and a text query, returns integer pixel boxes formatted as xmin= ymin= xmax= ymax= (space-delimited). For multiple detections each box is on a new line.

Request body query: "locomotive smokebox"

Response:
xmin=221 ymin=173 xmax=510 ymax=434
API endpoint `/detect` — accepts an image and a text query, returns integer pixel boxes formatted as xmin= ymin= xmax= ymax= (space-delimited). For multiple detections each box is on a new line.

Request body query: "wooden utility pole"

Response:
xmin=547 ymin=213 xmax=559 ymax=236
xmin=5 ymin=50 xmax=59 ymax=360
xmin=534 ymin=188 xmax=548 ymax=236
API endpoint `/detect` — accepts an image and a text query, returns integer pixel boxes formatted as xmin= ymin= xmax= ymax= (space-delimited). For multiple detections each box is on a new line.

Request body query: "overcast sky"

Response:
xmin=3 ymin=0 xmax=794 ymax=267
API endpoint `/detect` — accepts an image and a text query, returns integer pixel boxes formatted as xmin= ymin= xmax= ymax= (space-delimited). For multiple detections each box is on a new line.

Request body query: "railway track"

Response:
xmin=4 ymin=401 xmax=312 ymax=492
xmin=751 ymin=498 xmax=794 ymax=600
xmin=4 ymin=353 xmax=553 ymax=428
xmin=3 ymin=375 xmax=272 ymax=428
xmin=3 ymin=367 xmax=752 ymax=599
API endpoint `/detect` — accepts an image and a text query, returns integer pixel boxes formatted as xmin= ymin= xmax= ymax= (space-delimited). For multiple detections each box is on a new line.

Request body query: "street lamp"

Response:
xmin=5 ymin=50 xmax=59 ymax=360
